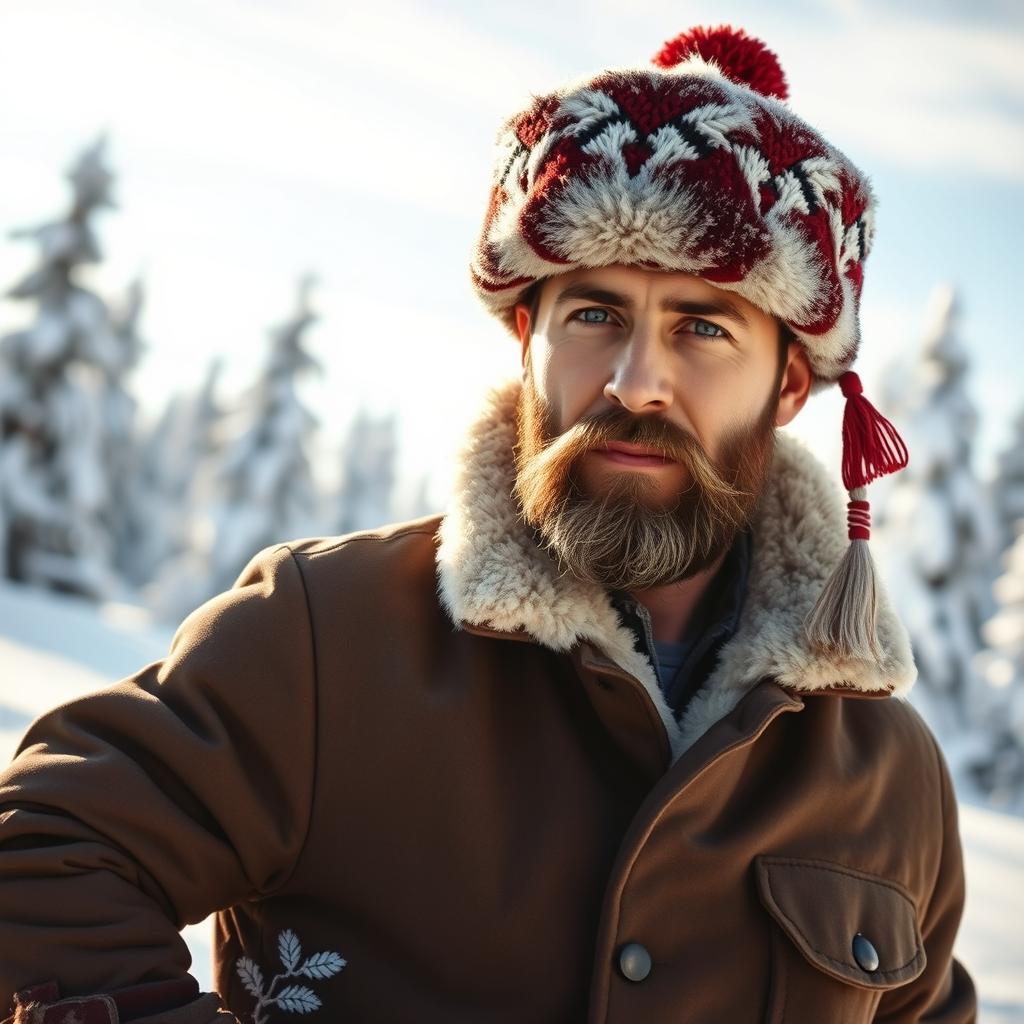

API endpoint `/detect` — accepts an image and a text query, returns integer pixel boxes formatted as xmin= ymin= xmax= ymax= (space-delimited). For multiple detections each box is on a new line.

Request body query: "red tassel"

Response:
xmin=838 ymin=372 xmax=909 ymax=491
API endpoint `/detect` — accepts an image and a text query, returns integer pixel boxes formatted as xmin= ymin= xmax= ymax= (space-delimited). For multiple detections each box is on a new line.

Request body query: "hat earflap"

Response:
xmin=804 ymin=372 xmax=909 ymax=663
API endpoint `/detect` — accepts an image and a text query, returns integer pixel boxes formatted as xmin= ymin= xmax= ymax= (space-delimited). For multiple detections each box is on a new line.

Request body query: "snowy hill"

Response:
xmin=0 ymin=580 xmax=1021 ymax=1019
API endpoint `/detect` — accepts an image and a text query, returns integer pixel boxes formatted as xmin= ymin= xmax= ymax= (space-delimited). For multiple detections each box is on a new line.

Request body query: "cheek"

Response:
xmin=674 ymin=355 xmax=775 ymax=457
xmin=532 ymin=341 xmax=609 ymax=431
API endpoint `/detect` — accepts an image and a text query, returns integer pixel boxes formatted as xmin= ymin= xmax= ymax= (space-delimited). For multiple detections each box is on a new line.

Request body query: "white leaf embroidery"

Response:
xmin=299 ymin=952 xmax=347 ymax=980
xmin=274 ymin=985 xmax=321 ymax=1014
xmin=236 ymin=957 xmax=264 ymax=997
xmin=237 ymin=928 xmax=345 ymax=1022
xmin=278 ymin=929 xmax=302 ymax=972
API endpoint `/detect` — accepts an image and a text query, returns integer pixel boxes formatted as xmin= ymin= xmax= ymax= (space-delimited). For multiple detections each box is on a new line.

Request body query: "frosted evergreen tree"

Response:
xmin=991 ymin=408 xmax=1024 ymax=552
xmin=134 ymin=358 xmax=224 ymax=593
xmin=875 ymin=284 xmax=999 ymax=742
xmin=970 ymin=525 xmax=1024 ymax=812
xmin=101 ymin=278 xmax=147 ymax=587
xmin=150 ymin=277 xmax=323 ymax=621
xmin=336 ymin=409 xmax=396 ymax=533
xmin=0 ymin=136 xmax=126 ymax=598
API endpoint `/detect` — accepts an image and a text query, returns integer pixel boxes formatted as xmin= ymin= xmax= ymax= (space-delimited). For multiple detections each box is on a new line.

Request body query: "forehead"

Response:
xmin=541 ymin=264 xmax=744 ymax=305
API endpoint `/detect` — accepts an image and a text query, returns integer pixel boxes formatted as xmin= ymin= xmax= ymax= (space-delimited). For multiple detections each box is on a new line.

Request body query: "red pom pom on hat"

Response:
xmin=652 ymin=24 xmax=789 ymax=101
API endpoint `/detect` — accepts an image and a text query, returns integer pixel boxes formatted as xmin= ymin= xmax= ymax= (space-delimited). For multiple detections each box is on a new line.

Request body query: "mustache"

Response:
xmin=515 ymin=403 xmax=752 ymax=529
xmin=538 ymin=406 xmax=701 ymax=466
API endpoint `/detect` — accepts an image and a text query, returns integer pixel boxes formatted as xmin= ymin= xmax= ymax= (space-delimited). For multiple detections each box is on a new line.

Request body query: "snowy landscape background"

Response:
xmin=1 ymin=0 xmax=1022 ymax=1019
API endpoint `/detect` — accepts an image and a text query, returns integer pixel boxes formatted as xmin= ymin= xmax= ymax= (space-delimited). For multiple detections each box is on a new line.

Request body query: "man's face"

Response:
xmin=512 ymin=264 xmax=811 ymax=591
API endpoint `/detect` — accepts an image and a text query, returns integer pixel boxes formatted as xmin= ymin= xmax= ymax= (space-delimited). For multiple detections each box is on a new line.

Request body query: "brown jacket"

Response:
xmin=0 ymin=380 xmax=976 ymax=1023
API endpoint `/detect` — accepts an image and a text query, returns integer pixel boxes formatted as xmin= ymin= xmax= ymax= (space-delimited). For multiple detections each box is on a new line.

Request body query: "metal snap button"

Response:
xmin=852 ymin=932 xmax=880 ymax=972
xmin=618 ymin=941 xmax=652 ymax=982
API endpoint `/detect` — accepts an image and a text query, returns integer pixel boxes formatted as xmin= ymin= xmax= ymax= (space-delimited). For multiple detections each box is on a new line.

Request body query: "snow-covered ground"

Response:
xmin=957 ymin=801 xmax=1024 ymax=1022
xmin=1 ymin=578 xmax=1021 ymax=1019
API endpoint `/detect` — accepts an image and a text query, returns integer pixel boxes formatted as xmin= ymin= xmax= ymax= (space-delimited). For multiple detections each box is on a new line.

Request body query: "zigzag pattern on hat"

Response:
xmin=471 ymin=34 xmax=876 ymax=388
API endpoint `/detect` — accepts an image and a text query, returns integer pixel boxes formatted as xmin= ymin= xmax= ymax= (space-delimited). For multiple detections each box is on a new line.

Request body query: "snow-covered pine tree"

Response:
xmin=991 ymin=408 xmax=1024 ymax=554
xmin=134 ymin=357 xmax=224 ymax=595
xmin=874 ymin=284 xmax=999 ymax=742
xmin=150 ymin=276 xmax=323 ymax=621
xmin=101 ymin=277 xmax=147 ymax=588
xmin=971 ymin=524 xmax=1024 ymax=811
xmin=335 ymin=409 xmax=397 ymax=534
xmin=0 ymin=136 xmax=128 ymax=598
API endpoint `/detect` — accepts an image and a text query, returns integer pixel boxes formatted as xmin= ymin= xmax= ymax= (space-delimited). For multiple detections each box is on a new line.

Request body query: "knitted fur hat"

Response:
xmin=472 ymin=25 xmax=879 ymax=388
xmin=470 ymin=24 xmax=910 ymax=667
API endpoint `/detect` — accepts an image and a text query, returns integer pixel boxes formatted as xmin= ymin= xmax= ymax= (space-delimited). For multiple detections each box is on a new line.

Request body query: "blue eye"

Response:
xmin=572 ymin=307 xmax=614 ymax=324
xmin=691 ymin=319 xmax=728 ymax=339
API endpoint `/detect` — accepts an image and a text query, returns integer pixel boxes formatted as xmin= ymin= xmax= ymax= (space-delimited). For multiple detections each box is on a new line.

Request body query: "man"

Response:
xmin=0 ymin=23 xmax=976 ymax=1024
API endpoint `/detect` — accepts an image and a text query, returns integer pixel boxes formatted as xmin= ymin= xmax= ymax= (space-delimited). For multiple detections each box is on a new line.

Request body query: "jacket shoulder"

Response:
xmin=281 ymin=513 xmax=443 ymax=561
xmin=274 ymin=514 xmax=445 ymax=609
xmin=834 ymin=693 xmax=961 ymax=895
xmin=830 ymin=692 xmax=953 ymax=802
xmin=858 ymin=693 xmax=948 ymax=770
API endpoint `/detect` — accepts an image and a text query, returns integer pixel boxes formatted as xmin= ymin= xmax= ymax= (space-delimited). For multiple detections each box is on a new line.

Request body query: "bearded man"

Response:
xmin=0 ymin=24 xmax=976 ymax=1024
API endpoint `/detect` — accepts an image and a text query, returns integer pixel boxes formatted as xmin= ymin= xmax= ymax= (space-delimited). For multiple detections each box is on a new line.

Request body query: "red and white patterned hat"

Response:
xmin=470 ymin=24 xmax=876 ymax=390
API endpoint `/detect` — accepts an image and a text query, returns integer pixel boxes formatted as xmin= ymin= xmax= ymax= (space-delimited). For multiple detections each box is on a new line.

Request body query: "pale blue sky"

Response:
xmin=0 ymin=0 xmax=1020 ymax=508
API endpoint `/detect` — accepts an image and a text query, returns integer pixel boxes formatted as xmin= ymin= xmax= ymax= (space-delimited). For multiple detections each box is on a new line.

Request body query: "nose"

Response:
xmin=603 ymin=328 xmax=673 ymax=414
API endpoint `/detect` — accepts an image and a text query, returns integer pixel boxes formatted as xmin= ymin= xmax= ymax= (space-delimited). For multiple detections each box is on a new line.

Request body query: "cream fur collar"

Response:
xmin=435 ymin=378 xmax=916 ymax=759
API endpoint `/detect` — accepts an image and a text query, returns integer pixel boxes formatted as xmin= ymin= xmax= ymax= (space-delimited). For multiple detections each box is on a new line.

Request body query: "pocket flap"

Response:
xmin=755 ymin=856 xmax=926 ymax=990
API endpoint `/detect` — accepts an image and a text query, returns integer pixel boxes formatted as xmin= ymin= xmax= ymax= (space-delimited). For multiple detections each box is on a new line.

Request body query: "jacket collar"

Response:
xmin=435 ymin=378 xmax=916 ymax=758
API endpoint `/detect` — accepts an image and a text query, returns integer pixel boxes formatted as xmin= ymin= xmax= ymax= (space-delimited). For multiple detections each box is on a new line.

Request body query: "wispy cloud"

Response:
xmin=584 ymin=0 xmax=1024 ymax=181
xmin=783 ymin=17 xmax=1024 ymax=181
xmin=0 ymin=0 xmax=564 ymax=219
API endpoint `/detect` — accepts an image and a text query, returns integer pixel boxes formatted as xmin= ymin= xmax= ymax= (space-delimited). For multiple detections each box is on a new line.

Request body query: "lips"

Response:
xmin=594 ymin=441 xmax=674 ymax=467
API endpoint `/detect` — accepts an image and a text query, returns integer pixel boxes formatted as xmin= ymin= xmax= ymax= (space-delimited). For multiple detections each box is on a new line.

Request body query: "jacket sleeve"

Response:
xmin=874 ymin=731 xmax=977 ymax=1023
xmin=0 ymin=543 xmax=316 ymax=1024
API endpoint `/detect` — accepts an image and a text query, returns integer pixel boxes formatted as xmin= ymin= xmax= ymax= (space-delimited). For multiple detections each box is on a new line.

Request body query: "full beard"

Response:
xmin=513 ymin=374 xmax=779 ymax=591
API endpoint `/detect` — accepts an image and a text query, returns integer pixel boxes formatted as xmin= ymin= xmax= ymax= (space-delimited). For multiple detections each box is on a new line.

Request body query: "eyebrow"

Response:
xmin=552 ymin=283 xmax=751 ymax=329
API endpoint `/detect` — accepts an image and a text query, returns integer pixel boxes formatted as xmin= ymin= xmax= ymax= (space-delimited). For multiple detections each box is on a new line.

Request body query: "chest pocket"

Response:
xmin=754 ymin=856 xmax=926 ymax=1024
